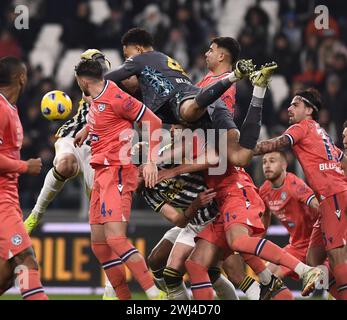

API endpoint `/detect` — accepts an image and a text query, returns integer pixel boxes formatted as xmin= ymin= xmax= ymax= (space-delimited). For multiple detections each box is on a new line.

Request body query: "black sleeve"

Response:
xmin=105 ymin=56 xmax=141 ymax=82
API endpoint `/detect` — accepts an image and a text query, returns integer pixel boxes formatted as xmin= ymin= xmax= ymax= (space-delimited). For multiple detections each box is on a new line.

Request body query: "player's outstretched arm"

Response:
xmin=160 ymin=189 xmax=217 ymax=228
xmin=137 ymin=108 xmax=162 ymax=188
xmin=253 ymin=135 xmax=291 ymax=156
xmin=156 ymin=147 xmax=219 ymax=183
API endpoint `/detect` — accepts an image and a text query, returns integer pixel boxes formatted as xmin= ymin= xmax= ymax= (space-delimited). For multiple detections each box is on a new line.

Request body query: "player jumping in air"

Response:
xmin=106 ymin=27 xmax=277 ymax=167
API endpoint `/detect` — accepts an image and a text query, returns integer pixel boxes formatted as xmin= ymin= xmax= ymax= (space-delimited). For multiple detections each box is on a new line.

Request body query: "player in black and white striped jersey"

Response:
xmin=141 ymin=127 xmax=238 ymax=300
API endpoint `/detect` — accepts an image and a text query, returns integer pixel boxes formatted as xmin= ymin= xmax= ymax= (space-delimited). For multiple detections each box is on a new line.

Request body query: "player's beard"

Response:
xmin=266 ymin=170 xmax=282 ymax=182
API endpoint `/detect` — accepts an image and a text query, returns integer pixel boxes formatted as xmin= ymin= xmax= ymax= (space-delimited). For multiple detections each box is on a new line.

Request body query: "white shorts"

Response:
xmin=54 ymin=137 xmax=94 ymax=196
xmin=162 ymin=226 xmax=182 ymax=244
xmin=175 ymin=223 xmax=207 ymax=247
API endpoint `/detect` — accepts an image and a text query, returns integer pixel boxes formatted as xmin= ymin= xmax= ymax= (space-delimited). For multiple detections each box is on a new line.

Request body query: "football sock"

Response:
xmin=239 ymin=87 xmax=266 ymax=150
xmin=238 ymin=275 xmax=260 ymax=300
xmin=231 ymin=235 xmax=308 ymax=278
xmin=91 ymin=241 xmax=130 ymax=300
xmin=333 ymin=263 xmax=347 ymax=300
xmin=106 ymin=236 xmax=158 ymax=298
xmin=163 ymin=267 xmax=189 ymax=300
xmin=211 ymin=272 xmax=239 ymax=300
xmin=328 ymin=277 xmax=339 ymax=300
xmin=18 ymin=269 xmax=48 ymax=300
xmin=185 ymin=259 xmax=214 ymax=300
xmin=271 ymin=287 xmax=295 ymax=300
xmin=104 ymin=276 xmax=117 ymax=299
xmin=32 ymin=167 xmax=67 ymax=219
xmin=151 ymin=267 xmax=167 ymax=292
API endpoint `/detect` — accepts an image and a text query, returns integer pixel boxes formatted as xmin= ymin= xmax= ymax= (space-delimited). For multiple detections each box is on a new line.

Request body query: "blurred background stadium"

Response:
xmin=0 ymin=0 xmax=346 ymax=299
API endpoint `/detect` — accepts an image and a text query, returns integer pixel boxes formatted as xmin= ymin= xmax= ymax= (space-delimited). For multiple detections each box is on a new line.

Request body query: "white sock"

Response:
xmin=258 ymin=268 xmax=272 ymax=285
xmin=32 ymin=168 xmax=66 ymax=219
xmin=253 ymin=86 xmax=267 ymax=99
xmin=167 ymin=282 xmax=190 ymax=300
xmin=213 ymin=274 xmax=239 ymax=300
xmin=145 ymin=285 xmax=161 ymax=299
xmin=103 ymin=276 xmax=117 ymax=298
xmin=245 ymin=281 xmax=261 ymax=300
xmin=294 ymin=262 xmax=312 ymax=278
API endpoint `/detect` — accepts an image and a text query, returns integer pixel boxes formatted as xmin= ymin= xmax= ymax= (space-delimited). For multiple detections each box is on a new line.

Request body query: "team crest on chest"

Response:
xmin=97 ymin=103 xmax=106 ymax=112
xmin=281 ymin=191 xmax=287 ymax=201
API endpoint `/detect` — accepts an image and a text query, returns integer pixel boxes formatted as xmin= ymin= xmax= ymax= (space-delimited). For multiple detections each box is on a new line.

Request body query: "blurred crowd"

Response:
xmin=0 ymin=0 xmax=346 ymax=211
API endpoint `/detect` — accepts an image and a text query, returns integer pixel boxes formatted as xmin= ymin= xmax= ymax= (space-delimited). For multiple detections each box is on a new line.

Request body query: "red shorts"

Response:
xmin=89 ymin=165 xmax=138 ymax=225
xmin=320 ymin=190 xmax=347 ymax=251
xmin=0 ymin=202 xmax=32 ymax=260
xmin=308 ymin=216 xmax=325 ymax=249
xmin=195 ymin=214 xmax=233 ymax=259
xmin=218 ymin=186 xmax=265 ymax=236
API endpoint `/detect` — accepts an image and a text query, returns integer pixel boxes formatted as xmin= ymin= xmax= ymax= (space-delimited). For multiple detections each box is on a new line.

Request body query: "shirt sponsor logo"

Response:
xmin=175 ymin=78 xmax=192 ymax=85
xmin=319 ymin=163 xmax=338 ymax=170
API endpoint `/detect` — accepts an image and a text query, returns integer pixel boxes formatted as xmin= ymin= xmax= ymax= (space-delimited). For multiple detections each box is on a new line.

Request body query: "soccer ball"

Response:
xmin=41 ymin=90 xmax=72 ymax=120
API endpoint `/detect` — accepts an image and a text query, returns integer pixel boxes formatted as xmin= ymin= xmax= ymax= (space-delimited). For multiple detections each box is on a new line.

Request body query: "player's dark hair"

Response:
xmin=0 ymin=56 xmax=24 ymax=86
xmin=75 ymin=59 xmax=103 ymax=80
xmin=211 ymin=37 xmax=241 ymax=64
xmin=121 ymin=28 xmax=154 ymax=47
xmin=343 ymin=120 xmax=347 ymax=129
xmin=276 ymin=150 xmax=288 ymax=162
xmin=295 ymin=87 xmax=322 ymax=121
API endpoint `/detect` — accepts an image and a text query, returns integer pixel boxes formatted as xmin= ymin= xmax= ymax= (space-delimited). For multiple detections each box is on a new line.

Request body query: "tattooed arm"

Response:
xmin=253 ymin=135 xmax=291 ymax=156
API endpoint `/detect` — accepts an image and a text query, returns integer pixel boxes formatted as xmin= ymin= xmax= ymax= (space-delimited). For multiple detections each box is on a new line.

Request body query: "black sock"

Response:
xmin=195 ymin=77 xmax=231 ymax=109
xmin=152 ymin=267 xmax=165 ymax=279
xmin=163 ymin=267 xmax=184 ymax=289
xmin=208 ymin=267 xmax=222 ymax=284
xmin=239 ymin=96 xmax=263 ymax=150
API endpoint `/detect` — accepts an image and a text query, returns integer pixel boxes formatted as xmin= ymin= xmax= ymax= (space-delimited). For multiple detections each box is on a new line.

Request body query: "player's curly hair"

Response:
xmin=121 ymin=28 xmax=154 ymax=47
xmin=295 ymin=87 xmax=322 ymax=121
xmin=211 ymin=37 xmax=241 ymax=65
xmin=75 ymin=59 xmax=103 ymax=80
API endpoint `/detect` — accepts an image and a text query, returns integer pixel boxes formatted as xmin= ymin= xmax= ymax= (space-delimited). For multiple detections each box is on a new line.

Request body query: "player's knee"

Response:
xmin=13 ymin=248 xmax=39 ymax=270
xmin=147 ymin=249 xmax=162 ymax=271
xmin=179 ymin=100 xmax=202 ymax=122
xmin=55 ymin=154 xmax=78 ymax=178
